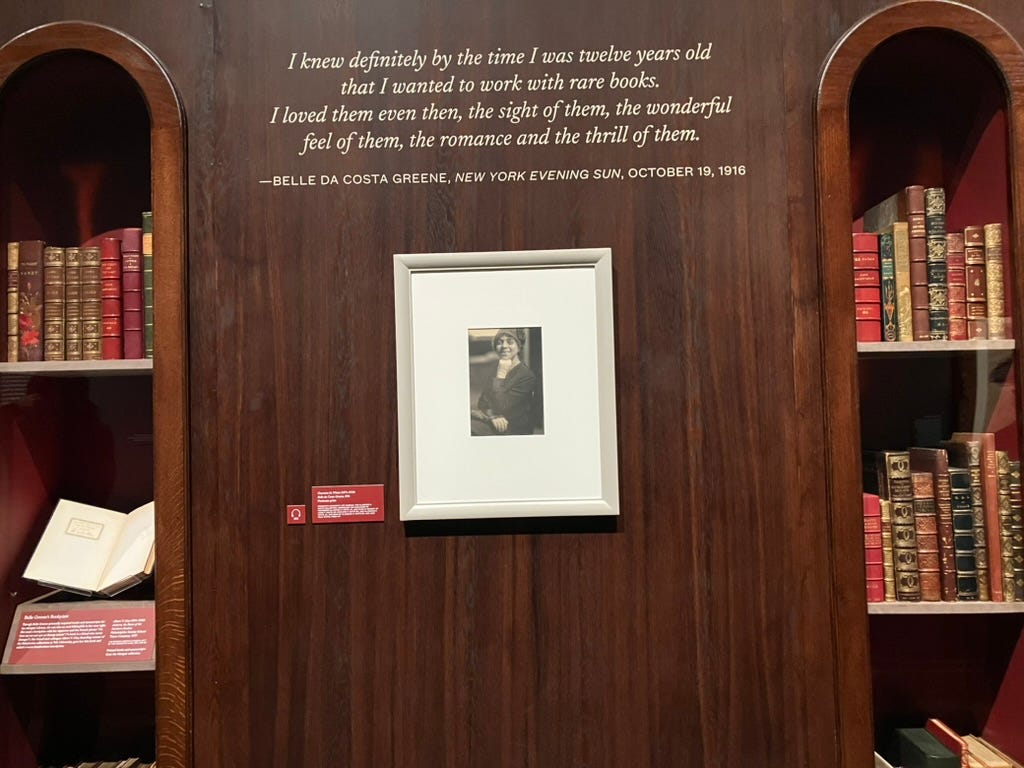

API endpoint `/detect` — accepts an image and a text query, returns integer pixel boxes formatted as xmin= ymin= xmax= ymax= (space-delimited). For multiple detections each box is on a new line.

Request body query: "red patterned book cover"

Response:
xmin=16 ymin=239 xmax=44 ymax=361
xmin=964 ymin=225 xmax=988 ymax=340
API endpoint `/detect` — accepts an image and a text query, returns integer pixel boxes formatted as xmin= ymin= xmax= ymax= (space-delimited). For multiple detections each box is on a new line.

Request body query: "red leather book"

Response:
xmin=912 ymin=470 xmax=942 ymax=601
xmin=947 ymin=232 xmax=967 ymax=340
xmin=16 ymin=239 xmax=44 ymax=361
xmin=864 ymin=493 xmax=885 ymax=602
xmin=99 ymin=236 xmax=122 ymax=360
xmin=121 ymin=227 xmax=144 ymax=359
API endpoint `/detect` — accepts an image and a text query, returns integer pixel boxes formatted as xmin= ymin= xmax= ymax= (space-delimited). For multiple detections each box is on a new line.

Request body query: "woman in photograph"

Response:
xmin=471 ymin=328 xmax=537 ymax=436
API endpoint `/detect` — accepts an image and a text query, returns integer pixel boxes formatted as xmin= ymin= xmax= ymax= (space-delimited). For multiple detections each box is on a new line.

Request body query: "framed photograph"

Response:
xmin=393 ymin=248 xmax=619 ymax=521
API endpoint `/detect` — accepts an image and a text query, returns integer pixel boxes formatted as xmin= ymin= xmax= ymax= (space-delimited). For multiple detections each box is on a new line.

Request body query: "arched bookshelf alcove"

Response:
xmin=0 ymin=21 xmax=189 ymax=768
xmin=816 ymin=2 xmax=1024 ymax=765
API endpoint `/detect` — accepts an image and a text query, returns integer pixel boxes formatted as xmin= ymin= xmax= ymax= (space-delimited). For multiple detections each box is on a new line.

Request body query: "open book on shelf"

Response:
xmin=22 ymin=498 xmax=155 ymax=596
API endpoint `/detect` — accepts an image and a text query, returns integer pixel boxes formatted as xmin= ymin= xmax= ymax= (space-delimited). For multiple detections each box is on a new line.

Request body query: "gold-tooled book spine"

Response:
xmin=1009 ymin=460 xmax=1024 ymax=601
xmin=912 ymin=470 xmax=941 ymax=601
xmin=64 ymin=247 xmax=82 ymax=360
xmin=6 ymin=241 xmax=17 ymax=362
xmin=880 ymin=451 xmax=921 ymax=601
xmin=880 ymin=499 xmax=897 ymax=600
xmin=80 ymin=246 xmax=103 ymax=361
xmin=42 ymin=246 xmax=65 ymax=361
xmin=984 ymin=223 xmax=1006 ymax=339
xmin=889 ymin=222 xmax=913 ymax=341
xmin=997 ymin=451 xmax=1016 ymax=601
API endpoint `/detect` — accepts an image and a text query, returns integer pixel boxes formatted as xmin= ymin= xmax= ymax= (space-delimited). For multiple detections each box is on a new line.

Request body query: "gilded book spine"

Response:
xmin=889 ymin=223 xmax=913 ymax=341
xmin=984 ymin=223 xmax=1006 ymax=339
xmin=924 ymin=187 xmax=949 ymax=340
xmin=910 ymin=447 xmax=958 ymax=601
xmin=100 ymin=236 xmax=122 ymax=360
xmin=878 ymin=233 xmax=897 ymax=341
xmin=879 ymin=451 xmax=920 ymax=601
xmin=80 ymin=246 xmax=102 ymax=360
xmin=997 ymin=451 xmax=1016 ymax=601
xmin=912 ymin=471 xmax=941 ymax=601
xmin=880 ymin=499 xmax=897 ymax=600
xmin=864 ymin=493 xmax=885 ymax=602
xmin=121 ymin=227 xmax=144 ymax=359
xmin=949 ymin=468 xmax=979 ymax=600
xmin=6 ymin=242 xmax=17 ymax=362
xmin=42 ymin=246 xmax=65 ymax=361
xmin=963 ymin=225 xmax=987 ymax=340
xmin=1009 ymin=460 xmax=1024 ymax=601
xmin=64 ymin=247 xmax=82 ymax=361
xmin=945 ymin=231 xmax=967 ymax=341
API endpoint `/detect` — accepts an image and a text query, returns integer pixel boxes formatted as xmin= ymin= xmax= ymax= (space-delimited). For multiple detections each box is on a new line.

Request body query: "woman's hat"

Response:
xmin=493 ymin=328 xmax=525 ymax=349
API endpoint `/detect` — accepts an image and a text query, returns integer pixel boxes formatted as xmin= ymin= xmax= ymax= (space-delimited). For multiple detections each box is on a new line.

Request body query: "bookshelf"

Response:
xmin=0 ymin=22 xmax=189 ymax=768
xmin=815 ymin=2 xmax=1024 ymax=766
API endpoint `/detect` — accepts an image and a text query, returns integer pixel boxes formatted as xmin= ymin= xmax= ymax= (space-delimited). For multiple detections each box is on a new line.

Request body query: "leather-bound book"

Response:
xmin=1009 ymin=460 xmax=1024 ymax=601
xmin=142 ymin=210 xmax=154 ymax=358
xmin=864 ymin=493 xmax=885 ymax=602
xmin=924 ymin=187 xmax=949 ymax=340
xmin=898 ymin=727 xmax=959 ymax=768
xmin=964 ymin=225 xmax=988 ymax=339
xmin=951 ymin=432 xmax=1003 ymax=601
xmin=121 ymin=227 xmax=144 ymax=359
xmin=984 ymin=223 xmax=1007 ymax=339
xmin=946 ymin=232 xmax=967 ymax=340
xmin=64 ymin=246 xmax=82 ymax=360
xmin=889 ymin=221 xmax=913 ymax=340
xmin=6 ymin=241 xmax=17 ymax=362
xmin=877 ymin=232 xmax=898 ymax=341
xmin=949 ymin=467 xmax=981 ymax=600
xmin=911 ymin=447 xmax=958 ymax=600
xmin=42 ymin=246 xmax=65 ymax=361
xmin=100 ymin=236 xmax=122 ymax=359
xmin=878 ymin=450 xmax=920 ymax=600
xmin=16 ymin=239 xmax=44 ymax=361
xmin=996 ymin=451 xmax=1016 ymax=600
xmin=912 ymin=470 xmax=942 ymax=600
xmin=80 ymin=246 xmax=103 ymax=360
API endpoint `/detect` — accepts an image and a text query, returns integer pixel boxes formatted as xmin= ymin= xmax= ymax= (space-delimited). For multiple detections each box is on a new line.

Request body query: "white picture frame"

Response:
xmin=393 ymin=247 xmax=619 ymax=521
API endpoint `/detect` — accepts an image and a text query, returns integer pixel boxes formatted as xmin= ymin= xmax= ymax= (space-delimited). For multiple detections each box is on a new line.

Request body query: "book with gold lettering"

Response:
xmin=22 ymin=499 xmax=155 ymax=597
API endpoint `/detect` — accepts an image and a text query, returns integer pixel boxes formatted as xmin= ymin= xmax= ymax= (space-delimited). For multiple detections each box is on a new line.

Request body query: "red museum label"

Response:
xmin=7 ymin=603 xmax=155 ymax=667
xmin=312 ymin=484 xmax=385 ymax=523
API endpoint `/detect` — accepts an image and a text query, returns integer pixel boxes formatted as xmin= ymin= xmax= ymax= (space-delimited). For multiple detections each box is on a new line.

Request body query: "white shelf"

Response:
xmin=857 ymin=340 xmax=1015 ymax=355
xmin=0 ymin=360 xmax=152 ymax=377
xmin=868 ymin=601 xmax=1024 ymax=615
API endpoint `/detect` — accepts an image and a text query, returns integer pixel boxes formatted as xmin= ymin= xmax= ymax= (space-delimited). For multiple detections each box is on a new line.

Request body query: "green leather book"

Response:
xmin=898 ymin=727 xmax=959 ymax=768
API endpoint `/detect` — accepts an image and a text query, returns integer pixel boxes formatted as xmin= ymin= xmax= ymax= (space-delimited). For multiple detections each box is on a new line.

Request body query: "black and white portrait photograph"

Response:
xmin=468 ymin=327 xmax=544 ymax=437
xmin=393 ymin=248 xmax=618 ymax=520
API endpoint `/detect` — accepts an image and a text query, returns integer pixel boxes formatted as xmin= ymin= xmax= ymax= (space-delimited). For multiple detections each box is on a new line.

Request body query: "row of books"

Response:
xmin=864 ymin=432 xmax=1024 ymax=603
xmin=40 ymin=760 xmax=155 ymax=768
xmin=875 ymin=719 xmax=1022 ymax=768
xmin=853 ymin=184 xmax=1008 ymax=343
xmin=5 ymin=212 xmax=154 ymax=363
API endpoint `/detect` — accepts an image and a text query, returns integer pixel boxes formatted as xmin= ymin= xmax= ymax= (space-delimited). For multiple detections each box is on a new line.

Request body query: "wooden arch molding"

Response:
xmin=0 ymin=21 xmax=191 ymax=768
xmin=815 ymin=2 xmax=1024 ymax=767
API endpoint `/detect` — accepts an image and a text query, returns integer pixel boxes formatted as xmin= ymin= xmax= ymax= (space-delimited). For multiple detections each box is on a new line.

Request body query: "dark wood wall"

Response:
xmin=3 ymin=1 xmax=1024 ymax=766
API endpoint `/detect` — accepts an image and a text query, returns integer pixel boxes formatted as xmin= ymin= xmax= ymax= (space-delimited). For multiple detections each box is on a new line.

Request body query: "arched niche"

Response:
xmin=0 ymin=21 xmax=190 ymax=768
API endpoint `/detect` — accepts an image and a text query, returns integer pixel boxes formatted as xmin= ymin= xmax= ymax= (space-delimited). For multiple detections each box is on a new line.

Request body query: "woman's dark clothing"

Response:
xmin=471 ymin=362 xmax=536 ymax=435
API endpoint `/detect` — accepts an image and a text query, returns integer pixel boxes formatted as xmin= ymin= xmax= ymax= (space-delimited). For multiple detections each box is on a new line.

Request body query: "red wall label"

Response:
xmin=6 ymin=603 xmax=155 ymax=668
xmin=312 ymin=484 xmax=385 ymax=523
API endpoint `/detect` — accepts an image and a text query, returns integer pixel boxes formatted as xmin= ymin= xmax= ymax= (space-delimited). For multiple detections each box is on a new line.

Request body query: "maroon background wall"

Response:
xmin=2 ymin=1 xmax=1023 ymax=766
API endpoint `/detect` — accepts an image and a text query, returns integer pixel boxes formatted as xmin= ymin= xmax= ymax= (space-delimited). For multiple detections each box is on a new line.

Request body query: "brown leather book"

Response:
xmin=910 ymin=448 xmax=958 ymax=600
xmin=16 ymin=239 xmax=44 ymax=361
